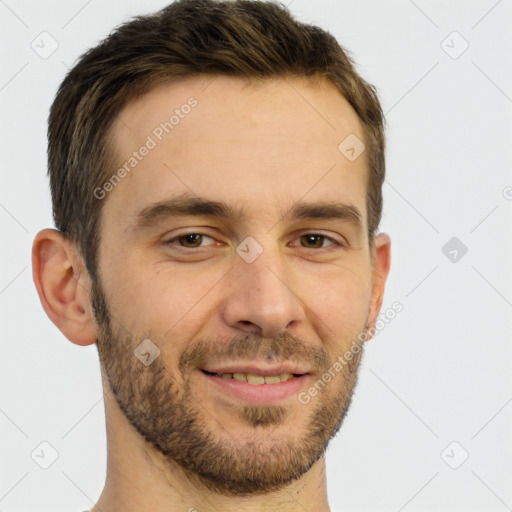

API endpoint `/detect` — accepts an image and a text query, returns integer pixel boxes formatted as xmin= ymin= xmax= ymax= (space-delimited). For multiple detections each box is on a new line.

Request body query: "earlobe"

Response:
xmin=366 ymin=232 xmax=391 ymax=336
xmin=32 ymin=228 xmax=97 ymax=346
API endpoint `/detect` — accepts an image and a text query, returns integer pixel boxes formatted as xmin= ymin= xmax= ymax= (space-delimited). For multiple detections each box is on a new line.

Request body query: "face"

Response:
xmin=91 ymin=76 xmax=382 ymax=495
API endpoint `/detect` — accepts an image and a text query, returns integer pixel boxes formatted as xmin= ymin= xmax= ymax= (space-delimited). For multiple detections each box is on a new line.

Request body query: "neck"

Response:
xmin=92 ymin=380 xmax=331 ymax=512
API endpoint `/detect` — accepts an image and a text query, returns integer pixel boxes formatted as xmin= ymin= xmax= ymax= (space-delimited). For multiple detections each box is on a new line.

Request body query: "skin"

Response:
xmin=32 ymin=75 xmax=391 ymax=512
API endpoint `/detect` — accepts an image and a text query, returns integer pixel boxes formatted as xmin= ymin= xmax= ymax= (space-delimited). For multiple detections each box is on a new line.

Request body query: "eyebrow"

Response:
xmin=130 ymin=194 xmax=363 ymax=232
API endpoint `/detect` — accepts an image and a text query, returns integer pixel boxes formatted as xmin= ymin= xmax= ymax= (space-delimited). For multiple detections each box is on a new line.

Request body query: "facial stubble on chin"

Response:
xmin=90 ymin=275 xmax=366 ymax=496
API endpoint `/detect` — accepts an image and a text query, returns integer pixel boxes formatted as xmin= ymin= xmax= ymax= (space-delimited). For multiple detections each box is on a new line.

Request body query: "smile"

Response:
xmin=201 ymin=369 xmax=303 ymax=384
xmin=199 ymin=368 xmax=311 ymax=405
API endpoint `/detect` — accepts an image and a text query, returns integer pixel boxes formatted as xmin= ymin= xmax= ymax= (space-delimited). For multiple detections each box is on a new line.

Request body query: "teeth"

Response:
xmin=214 ymin=372 xmax=298 ymax=384
xmin=247 ymin=374 xmax=265 ymax=384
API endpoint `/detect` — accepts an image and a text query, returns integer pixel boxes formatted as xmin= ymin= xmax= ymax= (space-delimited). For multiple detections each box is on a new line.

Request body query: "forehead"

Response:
xmin=103 ymin=75 xmax=369 ymax=231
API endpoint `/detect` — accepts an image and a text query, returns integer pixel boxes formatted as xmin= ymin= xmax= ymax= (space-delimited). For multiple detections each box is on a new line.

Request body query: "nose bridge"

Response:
xmin=222 ymin=236 xmax=304 ymax=337
xmin=245 ymin=244 xmax=289 ymax=300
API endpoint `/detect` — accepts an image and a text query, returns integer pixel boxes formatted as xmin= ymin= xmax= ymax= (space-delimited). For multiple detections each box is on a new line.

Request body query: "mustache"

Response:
xmin=178 ymin=331 xmax=331 ymax=374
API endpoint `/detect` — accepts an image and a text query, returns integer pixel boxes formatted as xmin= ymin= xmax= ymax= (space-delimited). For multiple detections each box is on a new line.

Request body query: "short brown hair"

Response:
xmin=48 ymin=0 xmax=385 ymax=278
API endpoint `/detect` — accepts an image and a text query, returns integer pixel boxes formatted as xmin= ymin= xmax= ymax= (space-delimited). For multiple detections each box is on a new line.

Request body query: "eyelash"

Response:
xmin=164 ymin=232 xmax=345 ymax=251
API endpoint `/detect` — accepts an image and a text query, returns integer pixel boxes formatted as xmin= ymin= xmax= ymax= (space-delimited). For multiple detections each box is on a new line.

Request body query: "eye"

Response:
xmin=167 ymin=233 xmax=217 ymax=249
xmin=292 ymin=233 xmax=341 ymax=250
xmin=164 ymin=231 xmax=343 ymax=252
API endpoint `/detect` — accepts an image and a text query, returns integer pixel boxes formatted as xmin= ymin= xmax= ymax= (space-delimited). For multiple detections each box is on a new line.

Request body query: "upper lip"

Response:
xmin=201 ymin=362 xmax=311 ymax=376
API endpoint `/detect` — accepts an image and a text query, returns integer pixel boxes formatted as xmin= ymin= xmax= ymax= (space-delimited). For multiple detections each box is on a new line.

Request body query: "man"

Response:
xmin=32 ymin=0 xmax=391 ymax=510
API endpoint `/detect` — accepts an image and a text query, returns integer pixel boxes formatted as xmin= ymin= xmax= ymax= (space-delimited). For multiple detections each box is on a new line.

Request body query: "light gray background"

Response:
xmin=1 ymin=1 xmax=511 ymax=511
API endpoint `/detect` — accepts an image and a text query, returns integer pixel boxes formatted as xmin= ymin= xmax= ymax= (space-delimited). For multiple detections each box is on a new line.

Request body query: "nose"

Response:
xmin=220 ymin=243 xmax=305 ymax=339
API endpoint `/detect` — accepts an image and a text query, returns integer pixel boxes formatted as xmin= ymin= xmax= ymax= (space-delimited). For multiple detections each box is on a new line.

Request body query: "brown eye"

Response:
xmin=300 ymin=234 xmax=327 ymax=248
xmin=178 ymin=234 xmax=204 ymax=247
xmin=165 ymin=232 xmax=218 ymax=252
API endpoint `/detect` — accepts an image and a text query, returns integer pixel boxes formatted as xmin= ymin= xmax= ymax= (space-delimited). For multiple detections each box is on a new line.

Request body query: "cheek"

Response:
xmin=107 ymin=261 xmax=223 ymax=337
xmin=302 ymin=264 xmax=372 ymax=351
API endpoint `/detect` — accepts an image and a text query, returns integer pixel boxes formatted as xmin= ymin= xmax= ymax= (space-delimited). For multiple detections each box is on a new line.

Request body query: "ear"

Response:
xmin=366 ymin=232 xmax=391 ymax=337
xmin=32 ymin=228 xmax=97 ymax=346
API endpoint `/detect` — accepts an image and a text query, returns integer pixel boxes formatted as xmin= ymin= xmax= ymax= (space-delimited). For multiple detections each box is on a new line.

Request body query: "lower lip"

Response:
xmin=199 ymin=371 xmax=311 ymax=406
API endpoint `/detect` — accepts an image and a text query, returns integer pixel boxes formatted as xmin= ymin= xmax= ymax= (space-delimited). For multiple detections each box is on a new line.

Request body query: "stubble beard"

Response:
xmin=91 ymin=276 xmax=366 ymax=496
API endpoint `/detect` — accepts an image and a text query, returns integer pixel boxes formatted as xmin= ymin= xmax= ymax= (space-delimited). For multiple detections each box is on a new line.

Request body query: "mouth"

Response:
xmin=201 ymin=369 xmax=305 ymax=384
xmin=199 ymin=364 xmax=312 ymax=405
